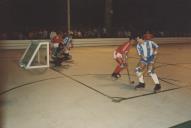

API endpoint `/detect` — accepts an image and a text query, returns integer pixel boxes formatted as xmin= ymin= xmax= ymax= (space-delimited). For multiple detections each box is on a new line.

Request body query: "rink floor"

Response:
xmin=0 ymin=43 xmax=191 ymax=128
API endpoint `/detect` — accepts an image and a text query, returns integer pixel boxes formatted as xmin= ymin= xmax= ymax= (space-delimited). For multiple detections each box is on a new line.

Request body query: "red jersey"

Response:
xmin=116 ymin=42 xmax=131 ymax=54
xmin=52 ymin=35 xmax=63 ymax=43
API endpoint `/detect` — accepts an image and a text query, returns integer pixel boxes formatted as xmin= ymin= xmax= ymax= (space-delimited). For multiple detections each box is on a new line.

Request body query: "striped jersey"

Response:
xmin=63 ymin=36 xmax=72 ymax=46
xmin=136 ymin=40 xmax=159 ymax=57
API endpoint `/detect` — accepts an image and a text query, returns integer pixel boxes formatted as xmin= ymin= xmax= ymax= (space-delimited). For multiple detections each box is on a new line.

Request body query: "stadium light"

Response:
xmin=105 ymin=0 xmax=113 ymax=32
xmin=67 ymin=0 xmax=71 ymax=33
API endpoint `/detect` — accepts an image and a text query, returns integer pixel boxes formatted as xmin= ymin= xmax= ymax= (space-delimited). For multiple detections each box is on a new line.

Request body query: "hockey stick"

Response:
xmin=125 ymin=58 xmax=134 ymax=84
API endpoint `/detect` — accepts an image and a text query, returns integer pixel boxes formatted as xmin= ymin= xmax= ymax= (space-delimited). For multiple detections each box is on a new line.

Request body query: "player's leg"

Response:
xmin=112 ymin=58 xmax=123 ymax=78
xmin=147 ymin=63 xmax=161 ymax=92
xmin=51 ymin=43 xmax=59 ymax=65
xmin=63 ymin=53 xmax=72 ymax=60
xmin=63 ymin=46 xmax=72 ymax=61
xmin=53 ymin=44 xmax=65 ymax=66
xmin=135 ymin=61 xmax=146 ymax=88
xmin=112 ymin=52 xmax=124 ymax=79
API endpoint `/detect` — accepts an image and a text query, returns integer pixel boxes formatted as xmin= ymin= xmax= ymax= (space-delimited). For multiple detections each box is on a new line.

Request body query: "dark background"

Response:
xmin=0 ymin=0 xmax=191 ymax=32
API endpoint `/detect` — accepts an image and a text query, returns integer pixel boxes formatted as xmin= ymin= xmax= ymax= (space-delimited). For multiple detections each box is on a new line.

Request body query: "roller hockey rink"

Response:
xmin=0 ymin=43 xmax=191 ymax=128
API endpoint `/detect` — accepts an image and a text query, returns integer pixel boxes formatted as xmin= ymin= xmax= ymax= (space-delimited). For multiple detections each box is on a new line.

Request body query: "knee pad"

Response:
xmin=135 ymin=67 xmax=141 ymax=73
xmin=148 ymin=69 xmax=155 ymax=75
xmin=135 ymin=67 xmax=144 ymax=77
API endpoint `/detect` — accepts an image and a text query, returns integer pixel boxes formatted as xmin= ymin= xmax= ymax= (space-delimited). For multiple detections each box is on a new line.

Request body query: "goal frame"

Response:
xmin=19 ymin=41 xmax=49 ymax=69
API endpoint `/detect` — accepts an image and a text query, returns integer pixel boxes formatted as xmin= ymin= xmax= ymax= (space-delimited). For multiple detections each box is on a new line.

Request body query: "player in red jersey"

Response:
xmin=51 ymin=33 xmax=63 ymax=48
xmin=111 ymin=37 xmax=136 ymax=79
xmin=50 ymin=32 xmax=63 ymax=55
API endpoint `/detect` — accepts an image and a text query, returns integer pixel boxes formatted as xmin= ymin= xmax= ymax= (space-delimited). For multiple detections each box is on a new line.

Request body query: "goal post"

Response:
xmin=19 ymin=41 xmax=49 ymax=69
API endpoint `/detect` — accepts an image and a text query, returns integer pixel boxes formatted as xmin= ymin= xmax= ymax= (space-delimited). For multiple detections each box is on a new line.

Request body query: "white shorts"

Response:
xmin=113 ymin=51 xmax=122 ymax=59
xmin=53 ymin=43 xmax=59 ymax=48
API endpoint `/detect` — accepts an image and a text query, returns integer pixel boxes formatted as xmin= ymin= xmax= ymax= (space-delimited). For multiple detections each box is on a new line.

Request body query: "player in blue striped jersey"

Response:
xmin=135 ymin=35 xmax=161 ymax=92
xmin=63 ymin=34 xmax=73 ymax=61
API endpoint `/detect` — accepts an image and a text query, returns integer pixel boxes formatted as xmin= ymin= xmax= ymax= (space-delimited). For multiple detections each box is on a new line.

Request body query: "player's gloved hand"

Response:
xmin=140 ymin=55 xmax=147 ymax=61
xmin=120 ymin=63 xmax=127 ymax=68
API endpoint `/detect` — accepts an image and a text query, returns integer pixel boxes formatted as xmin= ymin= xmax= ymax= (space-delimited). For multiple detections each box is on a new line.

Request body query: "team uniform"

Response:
xmin=62 ymin=36 xmax=73 ymax=61
xmin=63 ymin=36 xmax=73 ymax=47
xmin=51 ymin=35 xmax=63 ymax=56
xmin=112 ymin=41 xmax=131 ymax=79
xmin=136 ymin=40 xmax=158 ymax=64
xmin=53 ymin=43 xmax=65 ymax=66
xmin=51 ymin=35 xmax=63 ymax=47
xmin=135 ymin=40 xmax=161 ymax=92
xmin=50 ymin=35 xmax=65 ymax=66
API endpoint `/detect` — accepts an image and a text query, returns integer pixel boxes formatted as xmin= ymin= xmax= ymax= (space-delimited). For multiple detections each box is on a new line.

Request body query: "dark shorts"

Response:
xmin=140 ymin=55 xmax=155 ymax=65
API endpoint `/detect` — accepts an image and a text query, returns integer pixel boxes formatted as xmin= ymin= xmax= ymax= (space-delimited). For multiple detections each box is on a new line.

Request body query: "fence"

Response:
xmin=0 ymin=37 xmax=191 ymax=49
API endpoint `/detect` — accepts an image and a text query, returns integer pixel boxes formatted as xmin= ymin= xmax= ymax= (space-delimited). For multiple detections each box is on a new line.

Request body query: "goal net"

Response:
xmin=19 ymin=41 xmax=49 ymax=69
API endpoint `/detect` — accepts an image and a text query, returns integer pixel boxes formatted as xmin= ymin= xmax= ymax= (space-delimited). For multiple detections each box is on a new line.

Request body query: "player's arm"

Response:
xmin=151 ymin=41 xmax=159 ymax=55
xmin=122 ymin=52 xmax=128 ymax=63
xmin=153 ymin=48 xmax=158 ymax=56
